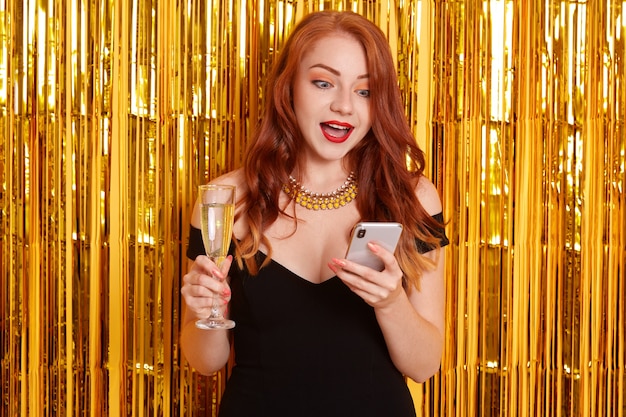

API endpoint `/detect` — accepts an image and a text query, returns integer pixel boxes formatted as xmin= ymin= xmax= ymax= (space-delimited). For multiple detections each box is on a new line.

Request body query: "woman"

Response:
xmin=181 ymin=10 xmax=449 ymax=417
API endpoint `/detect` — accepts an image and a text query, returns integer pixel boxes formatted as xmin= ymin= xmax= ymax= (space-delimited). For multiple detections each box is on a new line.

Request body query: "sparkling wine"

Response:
xmin=200 ymin=203 xmax=235 ymax=262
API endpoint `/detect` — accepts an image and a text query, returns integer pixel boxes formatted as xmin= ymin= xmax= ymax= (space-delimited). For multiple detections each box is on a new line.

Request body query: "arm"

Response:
xmin=329 ymin=179 xmax=445 ymax=382
xmin=371 ymin=246 xmax=444 ymax=382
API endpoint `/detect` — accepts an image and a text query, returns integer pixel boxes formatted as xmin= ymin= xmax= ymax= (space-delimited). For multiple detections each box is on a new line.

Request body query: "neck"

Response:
xmin=294 ymin=165 xmax=352 ymax=193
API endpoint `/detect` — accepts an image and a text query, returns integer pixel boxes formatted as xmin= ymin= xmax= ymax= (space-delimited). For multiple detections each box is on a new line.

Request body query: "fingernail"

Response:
xmin=367 ymin=242 xmax=379 ymax=252
xmin=328 ymin=262 xmax=338 ymax=273
xmin=331 ymin=258 xmax=346 ymax=267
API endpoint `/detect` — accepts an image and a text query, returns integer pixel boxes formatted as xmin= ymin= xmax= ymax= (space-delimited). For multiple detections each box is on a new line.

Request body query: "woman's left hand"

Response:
xmin=328 ymin=241 xmax=404 ymax=308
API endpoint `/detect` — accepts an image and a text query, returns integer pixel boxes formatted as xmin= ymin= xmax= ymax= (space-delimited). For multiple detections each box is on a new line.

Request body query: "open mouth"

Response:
xmin=320 ymin=122 xmax=353 ymax=143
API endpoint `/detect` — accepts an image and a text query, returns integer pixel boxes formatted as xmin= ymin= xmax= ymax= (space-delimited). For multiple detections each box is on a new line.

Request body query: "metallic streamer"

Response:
xmin=0 ymin=1 xmax=623 ymax=417
xmin=433 ymin=1 xmax=625 ymax=417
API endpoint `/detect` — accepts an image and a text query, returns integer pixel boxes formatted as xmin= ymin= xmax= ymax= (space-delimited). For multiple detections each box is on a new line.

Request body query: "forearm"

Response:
xmin=375 ymin=293 xmax=443 ymax=383
xmin=180 ymin=307 xmax=231 ymax=375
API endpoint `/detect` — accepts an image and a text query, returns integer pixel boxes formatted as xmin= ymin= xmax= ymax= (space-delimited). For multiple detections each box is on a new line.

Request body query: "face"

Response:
xmin=292 ymin=33 xmax=372 ymax=165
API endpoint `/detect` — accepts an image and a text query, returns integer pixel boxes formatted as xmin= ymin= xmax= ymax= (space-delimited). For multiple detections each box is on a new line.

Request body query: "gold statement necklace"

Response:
xmin=283 ymin=172 xmax=358 ymax=210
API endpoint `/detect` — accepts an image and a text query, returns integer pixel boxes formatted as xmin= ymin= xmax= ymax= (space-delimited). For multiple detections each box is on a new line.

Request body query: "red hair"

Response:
xmin=237 ymin=11 xmax=442 ymax=287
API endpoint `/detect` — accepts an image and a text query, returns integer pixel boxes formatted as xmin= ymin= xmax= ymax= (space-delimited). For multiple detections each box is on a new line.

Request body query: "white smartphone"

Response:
xmin=345 ymin=222 xmax=403 ymax=271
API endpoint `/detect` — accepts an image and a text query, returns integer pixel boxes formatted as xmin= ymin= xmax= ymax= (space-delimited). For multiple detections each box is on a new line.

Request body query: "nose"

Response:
xmin=329 ymin=88 xmax=354 ymax=115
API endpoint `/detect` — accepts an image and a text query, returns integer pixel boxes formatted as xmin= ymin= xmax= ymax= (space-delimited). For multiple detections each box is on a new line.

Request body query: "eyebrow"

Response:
xmin=309 ymin=63 xmax=369 ymax=79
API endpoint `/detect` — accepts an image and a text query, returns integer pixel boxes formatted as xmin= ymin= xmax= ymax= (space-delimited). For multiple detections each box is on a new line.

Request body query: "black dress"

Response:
xmin=186 ymin=214 xmax=449 ymax=417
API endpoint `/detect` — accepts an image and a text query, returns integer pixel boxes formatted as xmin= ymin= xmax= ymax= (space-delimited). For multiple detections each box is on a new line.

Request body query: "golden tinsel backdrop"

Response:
xmin=0 ymin=1 xmax=623 ymax=416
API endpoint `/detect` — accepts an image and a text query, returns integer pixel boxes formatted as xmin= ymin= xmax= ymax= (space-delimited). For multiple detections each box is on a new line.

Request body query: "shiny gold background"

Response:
xmin=0 ymin=0 xmax=624 ymax=416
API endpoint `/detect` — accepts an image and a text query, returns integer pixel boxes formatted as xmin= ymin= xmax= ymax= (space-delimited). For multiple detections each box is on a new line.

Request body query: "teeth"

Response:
xmin=327 ymin=123 xmax=349 ymax=130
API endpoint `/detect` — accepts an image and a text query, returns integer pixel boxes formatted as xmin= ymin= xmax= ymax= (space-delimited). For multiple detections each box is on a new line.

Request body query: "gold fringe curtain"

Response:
xmin=432 ymin=2 xmax=625 ymax=416
xmin=0 ymin=1 xmax=623 ymax=416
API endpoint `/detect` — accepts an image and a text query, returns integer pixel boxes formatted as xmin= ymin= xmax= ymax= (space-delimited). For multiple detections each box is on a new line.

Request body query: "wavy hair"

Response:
xmin=236 ymin=10 xmax=443 ymax=288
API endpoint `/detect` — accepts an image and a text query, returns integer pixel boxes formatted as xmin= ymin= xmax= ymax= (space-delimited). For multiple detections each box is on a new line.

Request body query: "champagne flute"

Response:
xmin=195 ymin=184 xmax=236 ymax=330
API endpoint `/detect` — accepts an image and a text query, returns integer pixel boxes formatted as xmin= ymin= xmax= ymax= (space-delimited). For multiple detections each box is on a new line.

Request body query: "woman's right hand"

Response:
xmin=181 ymin=255 xmax=234 ymax=321
xmin=180 ymin=255 xmax=234 ymax=374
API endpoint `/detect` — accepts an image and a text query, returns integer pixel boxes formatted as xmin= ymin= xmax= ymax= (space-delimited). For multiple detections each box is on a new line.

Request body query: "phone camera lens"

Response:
xmin=357 ymin=229 xmax=366 ymax=238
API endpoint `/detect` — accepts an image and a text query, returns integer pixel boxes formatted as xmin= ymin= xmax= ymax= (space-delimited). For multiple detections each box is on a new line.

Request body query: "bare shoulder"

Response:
xmin=415 ymin=176 xmax=443 ymax=215
xmin=207 ymin=168 xmax=247 ymax=191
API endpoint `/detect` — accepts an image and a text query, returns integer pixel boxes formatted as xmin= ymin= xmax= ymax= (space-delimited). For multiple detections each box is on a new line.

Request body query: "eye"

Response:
xmin=313 ymin=80 xmax=332 ymax=89
xmin=356 ymin=89 xmax=370 ymax=98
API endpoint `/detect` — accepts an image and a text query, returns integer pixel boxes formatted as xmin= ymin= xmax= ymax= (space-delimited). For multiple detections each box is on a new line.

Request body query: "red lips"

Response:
xmin=320 ymin=121 xmax=353 ymax=143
